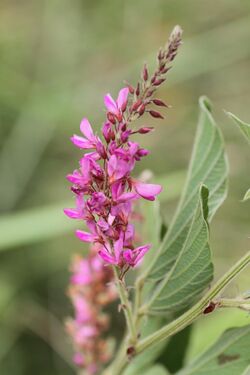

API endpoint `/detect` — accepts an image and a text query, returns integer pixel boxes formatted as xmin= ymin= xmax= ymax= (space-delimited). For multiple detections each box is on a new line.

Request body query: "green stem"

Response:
xmin=218 ymin=297 xmax=250 ymax=311
xmin=104 ymin=251 xmax=250 ymax=375
xmin=112 ymin=266 xmax=137 ymax=345
xmin=136 ymin=251 xmax=250 ymax=353
xmin=102 ymin=338 xmax=128 ymax=375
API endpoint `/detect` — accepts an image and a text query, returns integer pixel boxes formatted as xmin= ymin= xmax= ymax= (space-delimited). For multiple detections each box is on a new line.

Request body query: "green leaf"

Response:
xmin=242 ymin=189 xmax=250 ymax=202
xmin=146 ymin=97 xmax=228 ymax=282
xmin=227 ymin=112 xmax=250 ymax=144
xmin=227 ymin=112 xmax=250 ymax=202
xmin=144 ymin=364 xmax=169 ymax=375
xmin=146 ymin=185 xmax=213 ymax=313
xmin=177 ymin=325 xmax=250 ymax=375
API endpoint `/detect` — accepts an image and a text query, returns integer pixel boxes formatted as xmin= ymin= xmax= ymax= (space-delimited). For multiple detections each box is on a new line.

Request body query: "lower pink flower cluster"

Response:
xmin=65 ymin=247 xmax=117 ymax=374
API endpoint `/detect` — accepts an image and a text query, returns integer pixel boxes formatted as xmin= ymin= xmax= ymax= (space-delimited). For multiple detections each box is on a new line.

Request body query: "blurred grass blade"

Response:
xmin=227 ymin=112 xmax=250 ymax=144
xmin=177 ymin=325 xmax=250 ymax=375
xmin=144 ymin=365 xmax=169 ymax=375
xmin=147 ymin=185 xmax=213 ymax=313
xmin=0 ymin=171 xmax=185 ymax=251
xmin=0 ymin=201 xmax=76 ymax=251
xmin=243 ymin=189 xmax=250 ymax=202
xmin=146 ymin=97 xmax=228 ymax=282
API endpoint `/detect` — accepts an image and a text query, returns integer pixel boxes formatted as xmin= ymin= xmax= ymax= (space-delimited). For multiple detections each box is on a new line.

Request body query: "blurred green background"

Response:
xmin=0 ymin=1 xmax=249 ymax=374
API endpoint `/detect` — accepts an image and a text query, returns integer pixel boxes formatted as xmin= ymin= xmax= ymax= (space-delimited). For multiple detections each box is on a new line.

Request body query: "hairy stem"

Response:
xmin=217 ymin=297 xmax=250 ymax=311
xmin=137 ymin=251 xmax=250 ymax=353
xmin=113 ymin=266 xmax=137 ymax=345
xmin=105 ymin=251 xmax=250 ymax=374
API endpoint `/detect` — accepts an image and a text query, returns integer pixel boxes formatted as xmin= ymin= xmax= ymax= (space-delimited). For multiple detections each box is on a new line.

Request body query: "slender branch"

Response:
xmin=104 ymin=251 xmax=250 ymax=374
xmin=217 ymin=297 xmax=250 ymax=311
xmin=136 ymin=251 xmax=250 ymax=353
xmin=112 ymin=266 xmax=137 ymax=345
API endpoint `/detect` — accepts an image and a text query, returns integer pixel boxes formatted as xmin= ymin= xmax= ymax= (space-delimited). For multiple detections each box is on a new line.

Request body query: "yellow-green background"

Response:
xmin=0 ymin=1 xmax=249 ymax=374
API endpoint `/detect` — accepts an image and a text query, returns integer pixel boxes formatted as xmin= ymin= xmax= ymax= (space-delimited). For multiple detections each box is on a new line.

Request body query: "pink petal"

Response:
xmin=115 ymin=192 xmax=138 ymax=203
xmin=117 ymin=87 xmax=129 ymax=110
xmin=64 ymin=208 xmax=80 ymax=219
xmin=107 ymin=154 xmax=117 ymax=177
xmin=123 ymin=249 xmax=133 ymax=264
xmin=114 ymin=235 xmax=123 ymax=261
xmin=133 ymin=244 xmax=151 ymax=264
xmin=80 ymin=118 xmax=94 ymax=140
xmin=104 ymin=94 xmax=118 ymax=115
xmin=73 ymin=353 xmax=85 ymax=366
xmin=134 ymin=181 xmax=162 ymax=201
xmin=98 ymin=249 xmax=117 ymax=264
xmin=75 ymin=230 xmax=95 ymax=242
xmin=70 ymin=135 xmax=94 ymax=149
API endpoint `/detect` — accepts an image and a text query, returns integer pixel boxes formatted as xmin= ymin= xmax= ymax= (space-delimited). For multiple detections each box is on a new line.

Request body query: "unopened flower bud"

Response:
xmin=138 ymin=104 xmax=146 ymax=116
xmin=136 ymin=82 xmax=140 ymax=96
xmin=107 ymin=112 xmax=116 ymax=124
xmin=149 ymin=110 xmax=164 ymax=119
xmin=142 ymin=64 xmax=148 ymax=81
xmin=96 ymin=140 xmax=107 ymax=159
xmin=138 ymin=127 xmax=154 ymax=134
xmin=153 ymin=78 xmax=166 ymax=86
xmin=102 ymin=122 xmax=115 ymax=143
xmin=146 ymin=89 xmax=155 ymax=98
xmin=132 ymin=99 xmax=142 ymax=112
xmin=127 ymin=84 xmax=135 ymax=94
xmin=152 ymin=99 xmax=168 ymax=107
xmin=121 ymin=130 xmax=132 ymax=143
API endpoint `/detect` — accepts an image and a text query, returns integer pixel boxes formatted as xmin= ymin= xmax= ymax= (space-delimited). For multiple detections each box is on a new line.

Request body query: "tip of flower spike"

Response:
xmin=171 ymin=25 xmax=183 ymax=38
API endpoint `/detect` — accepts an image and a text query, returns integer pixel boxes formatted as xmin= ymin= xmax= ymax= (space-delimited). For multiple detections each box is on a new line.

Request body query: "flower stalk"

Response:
xmin=104 ymin=251 xmax=250 ymax=374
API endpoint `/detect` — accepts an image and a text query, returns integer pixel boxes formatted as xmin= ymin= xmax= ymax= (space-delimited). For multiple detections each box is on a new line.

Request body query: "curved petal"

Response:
xmin=70 ymin=135 xmax=94 ymax=149
xmin=117 ymin=87 xmax=129 ymax=110
xmin=80 ymin=118 xmax=94 ymax=140
xmin=64 ymin=208 xmax=81 ymax=219
xmin=134 ymin=181 xmax=162 ymax=201
xmin=104 ymin=94 xmax=118 ymax=115
xmin=98 ymin=249 xmax=117 ymax=265
xmin=75 ymin=230 xmax=95 ymax=242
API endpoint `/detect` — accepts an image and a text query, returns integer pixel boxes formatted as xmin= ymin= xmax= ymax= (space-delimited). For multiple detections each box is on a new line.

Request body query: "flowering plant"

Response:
xmin=64 ymin=26 xmax=250 ymax=375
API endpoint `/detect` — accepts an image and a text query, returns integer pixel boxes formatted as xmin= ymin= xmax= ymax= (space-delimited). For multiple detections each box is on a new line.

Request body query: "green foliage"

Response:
xmin=142 ymin=97 xmax=228 ymax=313
xmin=227 ymin=112 xmax=250 ymax=202
xmin=146 ymin=97 xmax=228 ymax=283
xmin=227 ymin=112 xmax=250 ymax=144
xmin=147 ymin=185 xmax=213 ymax=313
xmin=144 ymin=365 xmax=169 ymax=375
xmin=178 ymin=325 xmax=250 ymax=375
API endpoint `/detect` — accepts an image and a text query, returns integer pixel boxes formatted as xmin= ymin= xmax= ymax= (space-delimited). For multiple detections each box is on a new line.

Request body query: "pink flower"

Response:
xmin=123 ymin=244 xmax=151 ymax=267
xmin=133 ymin=181 xmax=162 ymax=201
xmin=108 ymin=154 xmax=133 ymax=182
xmin=99 ymin=235 xmax=123 ymax=265
xmin=73 ymin=353 xmax=85 ymax=367
xmin=71 ymin=118 xmax=104 ymax=151
xmin=104 ymin=87 xmax=129 ymax=118
xmin=76 ymin=230 xmax=97 ymax=243
xmin=64 ymin=195 xmax=86 ymax=219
